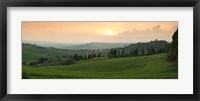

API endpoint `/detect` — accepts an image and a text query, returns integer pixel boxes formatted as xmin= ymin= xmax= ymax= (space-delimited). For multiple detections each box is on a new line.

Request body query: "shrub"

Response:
xmin=61 ymin=58 xmax=76 ymax=65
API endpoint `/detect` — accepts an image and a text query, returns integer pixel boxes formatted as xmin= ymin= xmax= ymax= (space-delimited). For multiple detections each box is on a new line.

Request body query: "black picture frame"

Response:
xmin=0 ymin=0 xmax=199 ymax=101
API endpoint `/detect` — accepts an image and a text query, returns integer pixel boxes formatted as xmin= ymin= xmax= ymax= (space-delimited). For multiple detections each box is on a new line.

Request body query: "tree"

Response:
xmin=133 ymin=48 xmax=138 ymax=55
xmin=92 ymin=52 xmax=96 ymax=58
xmin=113 ymin=49 xmax=117 ymax=56
xmin=84 ymin=55 xmax=87 ymax=60
xmin=130 ymin=50 xmax=133 ymax=55
xmin=142 ymin=47 xmax=144 ymax=55
xmin=73 ymin=53 xmax=78 ymax=60
xmin=122 ymin=48 xmax=125 ymax=56
xmin=117 ymin=49 xmax=121 ymax=56
xmin=135 ymin=48 xmax=138 ymax=55
xmin=148 ymin=47 xmax=150 ymax=55
xmin=109 ymin=48 xmax=118 ymax=57
xmin=168 ymin=28 xmax=178 ymax=62
xmin=151 ymin=46 xmax=156 ymax=54
xmin=98 ymin=53 xmax=101 ymax=57
xmin=73 ymin=53 xmax=83 ymax=61
xmin=28 ymin=61 xmax=38 ymax=66
xmin=108 ymin=51 xmax=111 ymax=57
xmin=38 ymin=57 xmax=48 ymax=63
xmin=62 ymin=58 xmax=75 ymax=65
xmin=88 ymin=54 xmax=92 ymax=59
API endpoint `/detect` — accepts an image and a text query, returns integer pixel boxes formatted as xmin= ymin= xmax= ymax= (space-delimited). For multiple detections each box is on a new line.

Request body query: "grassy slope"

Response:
xmin=22 ymin=44 xmax=83 ymax=61
xmin=22 ymin=53 xmax=178 ymax=79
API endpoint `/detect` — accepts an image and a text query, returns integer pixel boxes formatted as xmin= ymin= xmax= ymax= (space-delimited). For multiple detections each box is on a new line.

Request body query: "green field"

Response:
xmin=22 ymin=43 xmax=84 ymax=61
xmin=22 ymin=53 xmax=178 ymax=79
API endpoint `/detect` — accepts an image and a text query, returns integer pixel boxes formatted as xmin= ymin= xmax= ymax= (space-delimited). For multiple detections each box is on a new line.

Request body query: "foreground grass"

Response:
xmin=22 ymin=53 xmax=178 ymax=79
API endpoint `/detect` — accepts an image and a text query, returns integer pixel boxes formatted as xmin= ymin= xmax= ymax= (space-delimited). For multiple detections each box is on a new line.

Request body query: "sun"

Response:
xmin=105 ymin=31 xmax=115 ymax=36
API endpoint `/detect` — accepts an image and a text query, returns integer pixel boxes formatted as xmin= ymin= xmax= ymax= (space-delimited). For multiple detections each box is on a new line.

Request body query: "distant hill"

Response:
xmin=121 ymin=40 xmax=170 ymax=55
xmin=22 ymin=41 xmax=79 ymax=49
xmin=22 ymin=40 xmax=169 ymax=61
xmin=23 ymin=41 xmax=130 ymax=50
xmin=22 ymin=43 xmax=84 ymax=61
xmin=65 ymin=42 xmax=130 ymax=50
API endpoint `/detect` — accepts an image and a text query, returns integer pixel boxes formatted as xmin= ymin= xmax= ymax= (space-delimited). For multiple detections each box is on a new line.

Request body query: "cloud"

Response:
xmin=117 ymin=24 xmax=178 ymax=36
xmin=118 ymin=25 xmax=162 ymax=36
xmin=152 ymin=25 xmax=161 ymax=31
xmin=115 ymin=25 xmax=177 ymax=42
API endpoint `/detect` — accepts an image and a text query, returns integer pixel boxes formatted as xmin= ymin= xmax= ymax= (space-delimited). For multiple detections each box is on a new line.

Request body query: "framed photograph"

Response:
xmin=0 ymin=0 xmax=200 ymax=101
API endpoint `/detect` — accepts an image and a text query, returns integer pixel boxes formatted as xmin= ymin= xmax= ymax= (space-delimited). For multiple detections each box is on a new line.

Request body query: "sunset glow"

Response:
xmin=22 ymin=22 xmax=178 ymax=43
xmin=104 ymin=31 xmax=115 ymax=36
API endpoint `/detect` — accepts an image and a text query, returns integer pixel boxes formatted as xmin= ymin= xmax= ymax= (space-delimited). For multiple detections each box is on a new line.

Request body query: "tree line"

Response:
xmin=108 ymin=46 xmax=166 ymax=57
xmin=73 ymin=52 xmax=101 ymax=61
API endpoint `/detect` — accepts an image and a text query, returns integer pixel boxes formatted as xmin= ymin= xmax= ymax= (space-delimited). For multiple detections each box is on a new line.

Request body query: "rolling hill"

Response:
xmin=22 ymin=43 xmax=84 ymax=61
xmin=22 ymin=53 xmax=178 ymax=79
xmin=22 ymin=41 xmax=79 ymax=49
xmin=23 ymin=40 xmax=169 ymax=61
xmin=122 ymin=40 xmax=169 ymax=55
xmin=64 ymin=42 xmax=130 ymax=50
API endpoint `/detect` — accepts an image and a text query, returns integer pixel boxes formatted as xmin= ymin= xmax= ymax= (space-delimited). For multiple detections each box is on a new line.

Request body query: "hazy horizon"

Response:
xmin=22 ymin=39 xmax=171 ymax=45
xmin=22 ymin=21 xmax=178 ymax=43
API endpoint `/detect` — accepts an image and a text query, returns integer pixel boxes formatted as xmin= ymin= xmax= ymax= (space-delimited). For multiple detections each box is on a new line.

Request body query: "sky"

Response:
xmin=22 ymin=21 xmax=178 ymax=43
